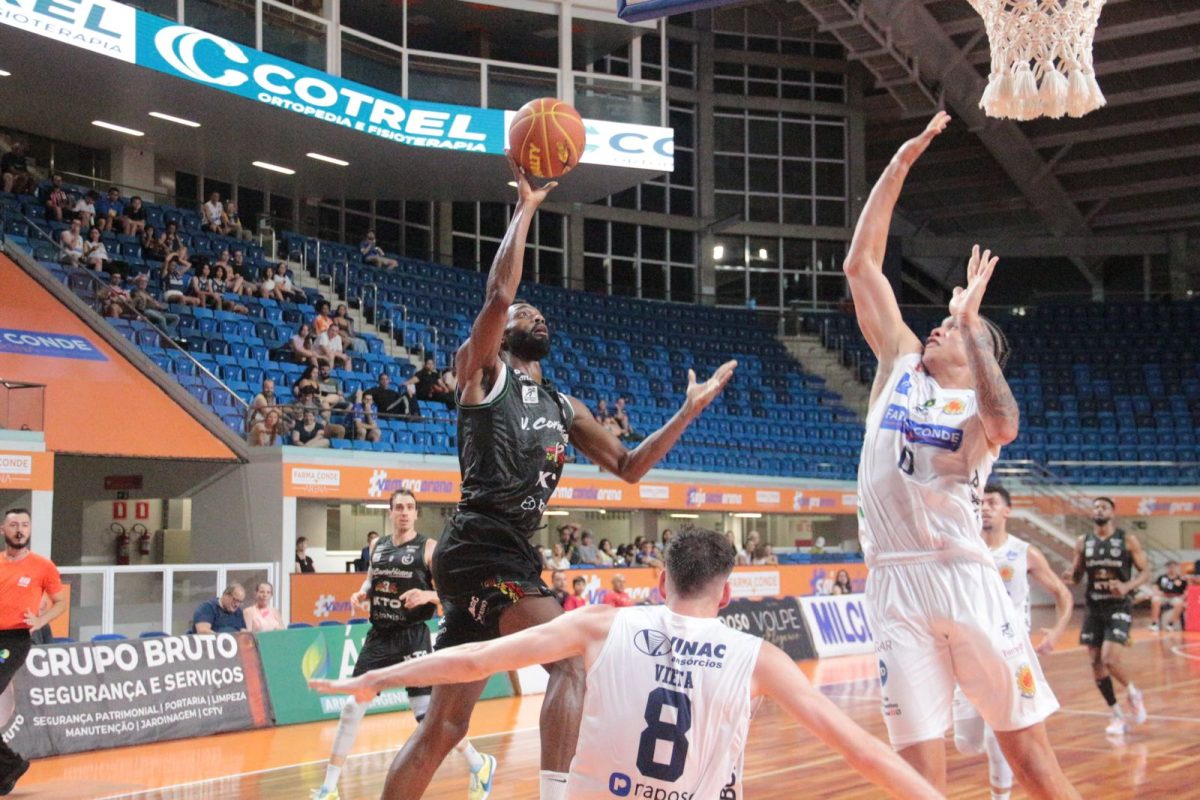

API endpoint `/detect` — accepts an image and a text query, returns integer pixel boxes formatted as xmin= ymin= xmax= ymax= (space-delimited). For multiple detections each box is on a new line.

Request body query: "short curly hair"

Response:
xmin=665 ymin=526 xmax=737 ymax=598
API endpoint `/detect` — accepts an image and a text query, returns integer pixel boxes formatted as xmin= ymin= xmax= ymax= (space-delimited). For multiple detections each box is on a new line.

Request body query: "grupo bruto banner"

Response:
xmin=797 ymin=594 xmax=875 ymax=658
xmin=718 ymin=597 xmax=816 ymax=661
xmin=2 ymin=633 xmax=271 ymax=758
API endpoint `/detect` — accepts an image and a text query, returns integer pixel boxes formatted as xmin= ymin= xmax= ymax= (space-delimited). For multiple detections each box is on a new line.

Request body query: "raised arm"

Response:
xmin=455 ymin=153 xmax=557 ymax=402
xmin=1027 ymin=545 xmax=1074 ymax=654
xmin=753 ymin=643 xmax=942 ymax=799
xmin=843 ymin=112 xmax=949 ymax=367
xmin=951 ymin=245 xmax=1019 ymax=446
xmin=566 ymin=361 xmax=736 ymax=483
xmin=310 ymin=604 xmax=615 ymax=704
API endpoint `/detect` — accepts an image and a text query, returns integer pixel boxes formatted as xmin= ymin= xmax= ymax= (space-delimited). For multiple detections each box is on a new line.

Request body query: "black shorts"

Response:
xmin=1080 ymin=602 xmax=1133 ymax=647
xmin=353 ymin=623 xmax=432 ymax=697
xmin=432 ymin=511 xmax=552 ymax=650
xmin=0 ymin=630 xmax=32 ymax=766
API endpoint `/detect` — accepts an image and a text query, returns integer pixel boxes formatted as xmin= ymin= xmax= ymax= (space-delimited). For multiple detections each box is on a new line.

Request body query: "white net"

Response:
xmin=968 ymin=0 xmax=1107 ymax=120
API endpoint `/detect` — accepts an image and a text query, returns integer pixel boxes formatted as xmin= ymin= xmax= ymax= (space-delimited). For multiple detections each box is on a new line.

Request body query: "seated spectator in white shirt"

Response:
xmin=359 ymin=229 xmax=398 ymax=268
xmin=292 ymin=409 xmax=331 ymax=448
xmin=317 ymin=322 xmax=353 ymax=369
xmin=81 ymin=226 xmax=110 ymax=271
xmin=751 ymin=543 xmax=779 ymax=566
xmin=259 ymin=265 xmax=286 ymax=302
xmin=290 ymin=322 xmax=328 ymax=368
xmin=73 ymin=191 xmax=98 ymax=230
xmin=162 ymin=262 xmax=202 ymax=307
xmin=202 ymin=192 xmax=226 ymax=233
xmin=59 ymin=219 xmax=85 ymax=266
xmin=241 ymin=582 xmax=285 ymax=632
xmin=99 ymin=272 xmax=131 ymax=318
xmin=274 ymin=262 xmax=305 ymax=302
xmin=223 ymin=200 xmax=253 ymax=242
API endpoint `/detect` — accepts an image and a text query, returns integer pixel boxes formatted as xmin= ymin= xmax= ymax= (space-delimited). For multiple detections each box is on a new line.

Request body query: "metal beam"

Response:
xmin=1095 ymin=45 xmax=1200 ymax=76
xmin=903 ymin=234 xmax=1169 ymax=258
xmin=1092 ymin=203 xmax=1200 ymax=229
xmin=1100 ymin=78 xmax=1200 ymax=110
xmin=914 ymin=197 xmax=1030 ymax=219
xmin=1030 ymin=112 xmax=1200 ymax=149
xmin=1055 ymin=142 xmax=1200 ymax=175
xmin=1068 ymin=174 xmax=1200 ymax=203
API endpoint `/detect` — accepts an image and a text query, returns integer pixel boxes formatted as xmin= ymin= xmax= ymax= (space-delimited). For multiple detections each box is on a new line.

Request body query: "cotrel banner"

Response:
xmin=0 ymin=1 xmax=675 ymax=170
xmin=3 ymin=633 xmax=271 ymax=758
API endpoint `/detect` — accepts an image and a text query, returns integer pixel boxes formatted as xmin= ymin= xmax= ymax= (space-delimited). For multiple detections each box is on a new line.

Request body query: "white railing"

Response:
xmin=58 ymin=562 xmax=277 ymax=640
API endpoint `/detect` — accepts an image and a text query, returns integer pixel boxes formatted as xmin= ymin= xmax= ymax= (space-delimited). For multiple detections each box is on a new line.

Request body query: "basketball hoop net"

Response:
xmin=968 ymin=0 xmax=1107 ymax=120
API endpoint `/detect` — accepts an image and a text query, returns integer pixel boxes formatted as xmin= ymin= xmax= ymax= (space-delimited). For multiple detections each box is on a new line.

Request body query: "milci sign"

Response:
xmin=0 ymin=0 xmax=674 ymax=170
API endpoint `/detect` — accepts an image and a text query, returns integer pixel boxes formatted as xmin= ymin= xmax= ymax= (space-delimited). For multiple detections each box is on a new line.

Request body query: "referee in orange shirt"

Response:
xmin=0 ymin=508 xmax=67 ymax=795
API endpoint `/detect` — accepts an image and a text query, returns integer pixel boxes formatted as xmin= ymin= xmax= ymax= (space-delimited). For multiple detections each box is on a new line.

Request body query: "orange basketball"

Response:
xmin=509 ymin=98 xmax=587 ymax=179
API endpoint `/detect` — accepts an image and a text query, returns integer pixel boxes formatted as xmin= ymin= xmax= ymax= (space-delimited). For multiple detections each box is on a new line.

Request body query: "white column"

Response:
xmin=559 ymin=0 xmax=574 ymax=106
xmin=31 ymin=489 xmax=53 ymax=559
xmin=280 ymin=495 xmax=297 ymax=624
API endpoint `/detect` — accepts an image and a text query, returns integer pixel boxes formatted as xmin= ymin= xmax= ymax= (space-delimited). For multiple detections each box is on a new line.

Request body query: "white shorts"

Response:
xmin=867 ymin=558 xmax=1059 ymax=749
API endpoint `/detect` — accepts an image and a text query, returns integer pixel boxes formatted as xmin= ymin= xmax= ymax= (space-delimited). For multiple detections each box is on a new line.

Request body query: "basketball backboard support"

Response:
xmin=617 ymin=0 xmax=737 ymax=23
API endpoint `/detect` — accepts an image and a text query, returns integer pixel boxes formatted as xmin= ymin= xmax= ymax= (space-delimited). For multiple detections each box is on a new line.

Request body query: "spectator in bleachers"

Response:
xmin=737 ymin=530 xmax=759 ymax=566
xmin=98 ymin=272 xmax=130 ymax=318
xmin=95 ymin=187 xmax=128 ymax=233
xmin=211 ymin=264 xmax=248 ymax=313
xmin=317 ymin=321 xmax=353 ymax=370
xmin=441 ymin=366 xmax=458 ymax=396
xmin=124 ymin=196 xmax=146 ymax=236
xmin=597 ymin=538 xmax=616 ymax=566
xmin=289 ymin=323 xmax=326 ymax=368
xmin=316 ymin=364 xmax=350 ymax=430
xmin=635 ymin=540 xmax=663 ymax=568
xmin=545 ymin=543 xmax=571 ymax=570
xmin=190 ymin=262 xmax=223 ymax=309
xmin=274 ymin=261 xmax=305 ymax=303
xmin=72 ymin=190 xmax=97 ymax=230
xmin=129 ymin=273 xmax=180 ymax=335
xmin=563 ymin=576 xmax=589 ymax=610
xmin=140 ymin=225 xmax=167 ymax=263
xmin=81 ymin=226 xmax=109 ymax=271
xmin=249 ymin=408 xmax=284 ymax=446
xmin=751 ymin=543 xmax=779 ymax=566
xmin=333 ymin=304 xmax=369 ymax=353
xmin=661 ymin=529 xmax=674 ymax=551
xmin=597 ymin=399 xmax=623 ymax=437
xmin=202 ymin=192 xmax=225 ymax=233
xmin=162 ymin=261 xmax=201 ymax=307
xmin=158 ymin=222 xmax=188 ymax=274
xmin=612 ymin=397 xmax=642 ymax=441
xmin=258 ymin=265 xmax=286 ymax=302
xmin=359 ymin=229 xmax=397 ymax=268
xmin=616 ymin=544 xmax=636 ymax=566
xmin=58 ymin=219 xmax=84 ymax=266
xmin=1148 ymin=560 xmax=1187 ymax=632
xmin=1 ymin=140 xmax=36 ymax=194
xmin=313 ymin=300 xmax=334 ymax=335
xmin=39 ymin=173 xmax=70 ymax=222
xmin=295 ymin=537 xmax=315 ymax=573
xmin=292 ymin=408 xmax=331 ymax=448
xmin=831 ymin=569 xmax=854 ymax=595
xmin=294 ymin=364 xmax=323 ymax=401
xmin=364 ymin=372 xmax=420 ymax=418
xmin=223 ymin=200 xmax=252 ymax=242
xmin=573 ymin=531 xmax=600 ymax=565
xmin=351 ymin=391 xmax=382 ymax=443
xmin=409 ymin=357 xmax=455 ymax=410
xmin=190 ymin=583 xmax=246 ymax=634
xmin=595 ymin=399 xmax=612 ymax=423
xmin=550 ymin=570 xmax=568 ymax=606
xmin=358 ymin=532 xmax=379 ymax=572
xmin=603 ymin=574 xmax=635 ymax=607
xmin=230 ymin=249 xmax=257 ymax=295
xmin=242 ymin=581 xmax=284 ymax=633
xmin=249 ymin=378 xmax=276 ymax=425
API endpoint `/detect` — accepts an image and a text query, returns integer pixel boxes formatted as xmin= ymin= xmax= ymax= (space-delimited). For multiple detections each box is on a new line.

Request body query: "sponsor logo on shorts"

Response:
xmin=609 ymin=772 xmax=632 ymax=796
xmin=0 ymin=648 xmax=8 ymax=664
xmin=882 ymin=699 xmax=902 ymax=717
xmin=878 ymin=659 xmax=888 ymax=687
xmin=1016 ymin=663 xmax=1037 ymax=698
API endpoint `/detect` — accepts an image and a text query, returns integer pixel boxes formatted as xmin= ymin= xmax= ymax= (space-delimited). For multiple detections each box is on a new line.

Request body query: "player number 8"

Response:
xmin=636 ymin=688 xmax=692 ymax=782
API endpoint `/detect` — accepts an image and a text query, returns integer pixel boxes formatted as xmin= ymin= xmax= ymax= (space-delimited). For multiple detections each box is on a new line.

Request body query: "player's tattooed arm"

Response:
xmin=952 ymin=245 xmax=1018 ymax=445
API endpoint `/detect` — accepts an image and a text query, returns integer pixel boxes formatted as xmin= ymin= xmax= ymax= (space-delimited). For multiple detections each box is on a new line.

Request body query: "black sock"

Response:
xmin=1096 ymin=676 xmax=1118 ymax=707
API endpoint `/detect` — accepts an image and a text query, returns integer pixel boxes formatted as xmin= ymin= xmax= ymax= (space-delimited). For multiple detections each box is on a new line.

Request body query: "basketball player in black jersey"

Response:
xmin=377 ymin=154 xmax=735 ymax=800
xmin=313 ymin=489 xmax=493 ymax=800
xmin=1062 ymin=496 xmax=1150 ymax=736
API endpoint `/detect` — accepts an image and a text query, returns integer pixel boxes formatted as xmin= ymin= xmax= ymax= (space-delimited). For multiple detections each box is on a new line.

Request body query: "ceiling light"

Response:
xmin=0 ymin=70 xmax=11 ymax=78
xmin=542 ymin=510 xmax=569 ymax=516
xmin=712 ymin=245 xmax=724 ymax=260
xmin=92 ymin=120 xmax=144 ymax=137
xmin=670 ymin=513 xmax=699 ymax=519
xmin=364 ymin=503 xmax=391 ymax=509
xmin=253 ymin=160 xmax=295 ymax=175
xmin=733 ymin=512 xmax=762 ymax=518
xmin=758 ymin=248 xmax=769 ymax=259
xmin=148 ymin=111 xmax=200 ymax=128
xmin=307 ymin=152 xmax=350 ymax=166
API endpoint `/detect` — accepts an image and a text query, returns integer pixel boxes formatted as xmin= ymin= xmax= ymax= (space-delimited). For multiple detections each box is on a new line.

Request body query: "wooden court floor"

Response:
xmin=12 ymin=610 xmax=1200 ymax=799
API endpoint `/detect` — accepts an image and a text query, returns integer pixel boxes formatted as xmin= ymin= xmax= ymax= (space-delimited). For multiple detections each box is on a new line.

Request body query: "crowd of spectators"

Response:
xmin=187 ymin=581 xmax=284 ymax=634
xmin=542 ymin=524 xmax=788 ymax=573
xmin=593 ymin=397 xmax=641 ymax=441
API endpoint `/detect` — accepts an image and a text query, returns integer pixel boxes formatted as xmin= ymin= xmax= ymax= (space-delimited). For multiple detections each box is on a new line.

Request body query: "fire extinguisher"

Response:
xmin=112 ymin=523 xmax=130 ymax=565
xmin=134 ymin=523 xmax=152 ymax=557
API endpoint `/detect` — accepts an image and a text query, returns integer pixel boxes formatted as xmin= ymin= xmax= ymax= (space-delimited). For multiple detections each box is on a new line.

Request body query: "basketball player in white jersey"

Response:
xmin=312 ymin=527 xmax=940 ymax=799
xmin=953 ymin=484 xmax=1074 ymax=800
xmin=844 ymin=111 xmax=1078 ymax=799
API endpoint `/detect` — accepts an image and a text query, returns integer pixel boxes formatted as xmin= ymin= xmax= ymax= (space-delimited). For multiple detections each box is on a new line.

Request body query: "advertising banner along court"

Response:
xmin=3 ymin=633 xmax=271 ymax=758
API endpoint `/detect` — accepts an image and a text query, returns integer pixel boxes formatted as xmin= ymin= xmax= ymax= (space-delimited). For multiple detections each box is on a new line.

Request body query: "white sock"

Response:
xmin=539 ymin=770 xmax=569 ymax=800
xmin=324 ymin=699 xmax=368 ymax=789
xmin=1111 ymin=704 xmax=1125 ymax=717
xmin=991 ymin=791 xmax=1011 ymax=800
xmin=455 ymin=739 xmax=485 ymax=772
xmin=1127 ymin=683 xmax=1140 ymax=696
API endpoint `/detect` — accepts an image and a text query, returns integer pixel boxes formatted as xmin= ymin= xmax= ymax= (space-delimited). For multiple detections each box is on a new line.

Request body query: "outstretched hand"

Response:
xmin=896 ymin=110 xmax=951 ymax=167
xmin=309 ymin=675 xmax=377 ymax=706
xmin=684 ymin=360 xmax=737 ymax=417
xmin=506 ymin=149 xmax=558 ymax=207
xmin=949 ymin=244 xmax=999 ymax=325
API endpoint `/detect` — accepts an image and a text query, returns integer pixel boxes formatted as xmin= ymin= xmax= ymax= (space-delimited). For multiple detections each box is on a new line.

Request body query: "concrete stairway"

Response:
xmin=780 ymin=333 xmax=871 ymax=421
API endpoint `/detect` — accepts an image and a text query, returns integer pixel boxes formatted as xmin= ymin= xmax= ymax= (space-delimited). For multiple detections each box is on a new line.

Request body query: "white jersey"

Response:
xmin=992 ymin=535 xmax=1031 ymax=633
xmin=568 ymin=605 xmax=762 ymax=800
xmin=857 ymin=353 xmax=997 ymax=568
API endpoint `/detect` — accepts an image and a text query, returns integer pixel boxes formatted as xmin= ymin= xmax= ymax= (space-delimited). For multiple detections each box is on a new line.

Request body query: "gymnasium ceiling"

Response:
xmin=780 ymin=0 xmax=1199 ymax=277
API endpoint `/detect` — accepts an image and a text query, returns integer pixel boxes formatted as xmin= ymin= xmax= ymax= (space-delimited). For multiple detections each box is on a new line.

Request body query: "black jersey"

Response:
xmin=455 ymin=363 xmax=575 ymax=533
xmin=1083 ymin=529 xmax=1133 ymax=606
xmin=368 ymin=533 xmax=434 ymax=628
xmin=1157 ymin=574 xmax=1187 ymax=596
